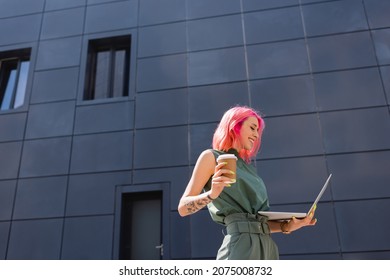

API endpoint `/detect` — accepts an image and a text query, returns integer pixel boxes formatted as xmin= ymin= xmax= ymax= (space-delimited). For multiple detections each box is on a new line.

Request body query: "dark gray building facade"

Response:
xmin=0 ymin=0 xmax=389 ymax=260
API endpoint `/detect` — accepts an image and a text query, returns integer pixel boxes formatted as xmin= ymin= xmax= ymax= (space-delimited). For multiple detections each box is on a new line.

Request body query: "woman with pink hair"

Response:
xmin=178 ymin=106 xmax=316 ymax=260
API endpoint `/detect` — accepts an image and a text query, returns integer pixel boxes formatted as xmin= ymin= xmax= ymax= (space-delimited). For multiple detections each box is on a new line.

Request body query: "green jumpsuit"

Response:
xmin=204 ymin=149 xmax=279 ymax=260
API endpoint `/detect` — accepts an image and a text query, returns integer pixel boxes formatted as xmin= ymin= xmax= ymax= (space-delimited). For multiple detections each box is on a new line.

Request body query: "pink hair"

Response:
xmin=212 ymin=106 xmax=265 ymax=163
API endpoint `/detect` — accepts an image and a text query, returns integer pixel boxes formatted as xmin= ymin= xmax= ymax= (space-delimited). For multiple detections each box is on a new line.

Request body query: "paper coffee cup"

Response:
xmin=217 ymin=154 xmax=237 ymax=180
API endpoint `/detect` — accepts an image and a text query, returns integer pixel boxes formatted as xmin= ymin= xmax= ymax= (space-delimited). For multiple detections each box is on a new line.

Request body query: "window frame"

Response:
xmin=0 ymin=48 xmax=31 ymax=111
xmin=83 ymin=35 xmax=131 ymax=101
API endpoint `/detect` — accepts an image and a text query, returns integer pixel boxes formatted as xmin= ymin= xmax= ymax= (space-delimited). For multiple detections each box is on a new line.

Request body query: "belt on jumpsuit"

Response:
xmin=224 ymin=213 xmax=271 ymax=235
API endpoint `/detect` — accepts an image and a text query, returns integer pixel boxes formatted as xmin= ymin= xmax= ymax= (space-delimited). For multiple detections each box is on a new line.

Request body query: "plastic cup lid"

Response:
xmin=217 ymin=154 xmax=238 ymax=161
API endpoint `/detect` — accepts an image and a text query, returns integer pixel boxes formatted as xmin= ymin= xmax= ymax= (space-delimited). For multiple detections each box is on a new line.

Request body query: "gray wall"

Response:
xmin=0 ymin=0 xmax=389 ymax=260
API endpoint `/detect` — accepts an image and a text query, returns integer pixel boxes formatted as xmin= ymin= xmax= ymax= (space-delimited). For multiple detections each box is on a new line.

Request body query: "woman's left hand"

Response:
xmin=287 ymin=207 xmax=317 ymax=232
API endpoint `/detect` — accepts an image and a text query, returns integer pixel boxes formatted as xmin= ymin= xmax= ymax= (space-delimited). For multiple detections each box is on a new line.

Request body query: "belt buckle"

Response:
xmin=260 ymin=222 xmax=269 ymax=234
xmin=258 ymin=223 xmax=263 ymax=234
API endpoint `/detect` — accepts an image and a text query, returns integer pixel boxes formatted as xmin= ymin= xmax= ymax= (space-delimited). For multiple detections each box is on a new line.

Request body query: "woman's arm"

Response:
xmin=178 ymin=150 xmax=234 ymax=217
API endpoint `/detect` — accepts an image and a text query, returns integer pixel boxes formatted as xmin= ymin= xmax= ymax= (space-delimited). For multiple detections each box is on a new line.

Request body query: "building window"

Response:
xmin=84 ymin=35 xmax=131 ymax=100
xmin=0 ymin=49 xmax=31 ymax=111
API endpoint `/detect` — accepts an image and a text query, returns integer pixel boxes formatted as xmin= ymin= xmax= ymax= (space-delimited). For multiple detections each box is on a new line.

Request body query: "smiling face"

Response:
xmin=236 ymin=116 xmax=259 ymax=151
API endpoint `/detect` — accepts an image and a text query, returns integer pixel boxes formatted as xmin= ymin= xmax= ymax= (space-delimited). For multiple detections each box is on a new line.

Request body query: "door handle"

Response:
xmin=155 ymin=244 xmax=163 ymax=257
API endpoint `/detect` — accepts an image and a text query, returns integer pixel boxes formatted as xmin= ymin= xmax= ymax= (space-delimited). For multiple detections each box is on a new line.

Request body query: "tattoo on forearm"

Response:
xmin=184 ymin=196 xmax=212 ymax=214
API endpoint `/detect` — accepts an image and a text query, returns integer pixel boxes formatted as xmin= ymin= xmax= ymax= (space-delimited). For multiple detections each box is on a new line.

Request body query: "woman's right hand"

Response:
xmin=209 ymin=162 xmax=236 ymax=199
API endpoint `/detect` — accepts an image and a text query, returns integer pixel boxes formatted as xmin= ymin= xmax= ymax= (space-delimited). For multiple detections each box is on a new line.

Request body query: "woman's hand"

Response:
xmin=284 ymin=206 xmax=317 ymax=233
xmin=209 ymin=162 xmax=236 ymax=199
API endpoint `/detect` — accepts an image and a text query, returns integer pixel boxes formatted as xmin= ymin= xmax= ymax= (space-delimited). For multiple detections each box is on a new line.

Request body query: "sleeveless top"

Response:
xmin=203 ymin=149 xmax=270 ymax=225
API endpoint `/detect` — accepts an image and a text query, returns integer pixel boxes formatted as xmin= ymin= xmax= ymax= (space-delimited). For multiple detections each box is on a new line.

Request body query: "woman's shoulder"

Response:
xmin=192 ymin=149 xmax=217 ymax=175
xmin=196 ymin=149 xmax=229 ymax=166
xmin=198 ymin=149 xmax=217 ymax=162
xmin=199 ymin=149 xmax=226 ymax=161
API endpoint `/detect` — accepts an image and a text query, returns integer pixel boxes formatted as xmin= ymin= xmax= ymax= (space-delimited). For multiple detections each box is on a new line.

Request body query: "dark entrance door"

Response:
xmin=120 ymin=191 xmax=162 ymax=259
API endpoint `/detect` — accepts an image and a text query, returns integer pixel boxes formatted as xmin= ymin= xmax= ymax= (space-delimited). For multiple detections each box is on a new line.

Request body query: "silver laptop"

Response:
xmin=258 ymin=174 xmax=332 ymax=221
